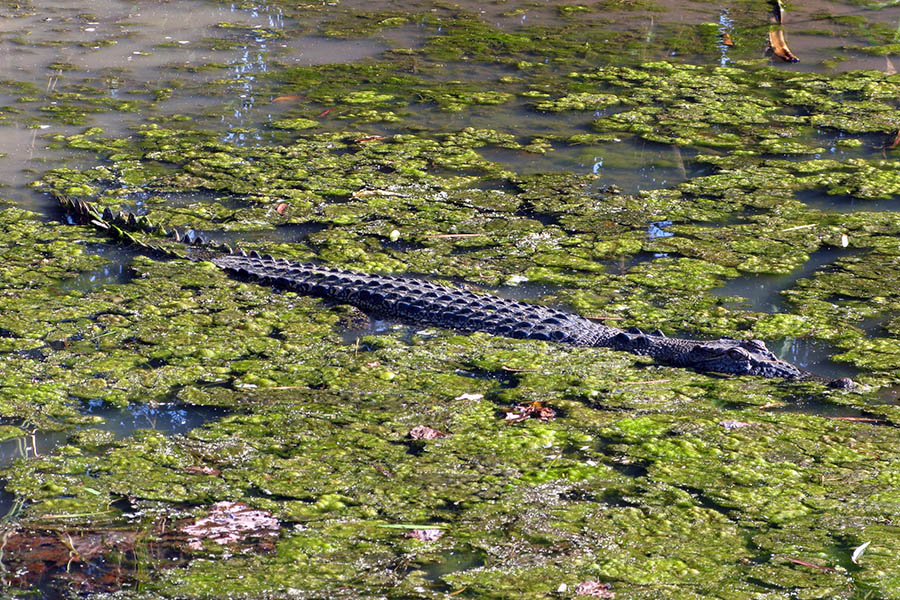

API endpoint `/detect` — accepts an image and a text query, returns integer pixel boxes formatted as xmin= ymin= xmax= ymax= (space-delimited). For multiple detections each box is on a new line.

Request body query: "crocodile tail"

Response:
xmin=213 ymin=253 xmax=617 ymax=346
xmin=58 ymin=196 xmax=227 ymax=259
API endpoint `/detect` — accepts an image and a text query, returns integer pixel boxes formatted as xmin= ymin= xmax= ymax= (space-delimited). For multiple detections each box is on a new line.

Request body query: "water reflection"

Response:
xmin=0 ymin=401 xmax=225 ymax=472
xmin=646 ymin=220 xmax=673 ymax=239
xmin=81 ymin=400 xmax=225 ymax=439
xmin=0 ymin=492 xmax=23 ymax=525
xmin=56 ymin=261 xmax=134 ymax=292
xmin=798 ymin=188 xmax=900 ymax=213
xmin=770 ymin=336 xmax=859 ymax=380
xmin=713 ymin=247 xmax=856 ymax=313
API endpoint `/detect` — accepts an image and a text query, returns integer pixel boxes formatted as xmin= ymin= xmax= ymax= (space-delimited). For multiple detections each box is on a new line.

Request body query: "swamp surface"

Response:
xmin=1 ymin=0 xmax=900 ymax=598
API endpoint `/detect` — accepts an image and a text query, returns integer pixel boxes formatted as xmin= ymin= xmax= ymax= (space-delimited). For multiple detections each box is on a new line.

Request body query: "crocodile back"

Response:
xmin=213 ymin=253 xmax=616 ymax=346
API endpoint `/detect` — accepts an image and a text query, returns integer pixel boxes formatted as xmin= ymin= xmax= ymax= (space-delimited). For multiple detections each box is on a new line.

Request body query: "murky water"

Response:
xmin=0 ymin=401 xmax=224 ymax=472
xmin=421 ymin=549 xmax=486 ymax=591
xmin=1 ymin=1 xmax=900 ymax=598
xmin=0 ymin=0 xmax=385 ymax=206
xmin=0 ymin=402 xmax=225 ymax=522
xmin=714 ymin=247 xmax=858 ymax=313
xmin=0 ymin=0 xmax=896 ymax=394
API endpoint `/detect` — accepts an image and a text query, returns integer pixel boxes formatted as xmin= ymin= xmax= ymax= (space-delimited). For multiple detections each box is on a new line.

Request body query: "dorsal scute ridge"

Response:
xmin=55 ymin=196 xmax=813 ymax=381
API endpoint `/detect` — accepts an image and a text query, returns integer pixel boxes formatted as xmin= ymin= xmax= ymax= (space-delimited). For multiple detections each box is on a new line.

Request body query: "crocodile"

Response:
xmin=57 ymin=195 xmax=839 ymax=382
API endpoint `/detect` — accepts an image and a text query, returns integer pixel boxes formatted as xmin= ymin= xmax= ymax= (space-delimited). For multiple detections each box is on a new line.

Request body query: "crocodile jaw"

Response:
xmin=676 ymin=338 xmax=803 ymax=378
xmin=610 ymin=333 xmax=803 ymax=378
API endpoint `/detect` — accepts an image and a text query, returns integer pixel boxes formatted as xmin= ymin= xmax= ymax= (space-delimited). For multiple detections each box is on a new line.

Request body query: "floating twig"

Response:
xmin=785 ymin=557 xmax=839 ymax=573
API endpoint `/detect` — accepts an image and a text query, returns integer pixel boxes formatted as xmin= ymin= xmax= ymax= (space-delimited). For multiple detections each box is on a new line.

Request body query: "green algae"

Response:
xmin=4 ymin=12 xmax=900 ymax=595
xmin=319 ymin=10 xmax=411 ymax=39
xmin=533 ymin=91 xmax=619 ymax=112
xmin=270 ymin=117 xmax=319 ymax=130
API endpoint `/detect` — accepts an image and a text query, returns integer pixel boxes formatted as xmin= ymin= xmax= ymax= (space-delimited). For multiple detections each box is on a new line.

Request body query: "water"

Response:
xmin=769 ymin=336 xmax=860 ymax=380
xmin=713 ymin=247 xmax=857 ymax=313
xmin=0 ymin=401 xmax=225 ymax=472
xmin=877 ymin=384 xmax=900 ymax=405
xmin=421 ymin=549 xmax=486 ymax=592
xmin=0 ymin=0 xmax=896 ymax=418
xmin=798 ymin=188 xmax=900 ymax=213
xmin=774 ymin=399 xmax=879 ymax=421
xmin=56 ymin=256 xmax=135 ymax=291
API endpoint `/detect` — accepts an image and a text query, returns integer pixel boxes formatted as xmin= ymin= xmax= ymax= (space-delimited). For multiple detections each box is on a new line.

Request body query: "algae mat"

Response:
xmin=2 ymin=0 xmax=900 ymax=598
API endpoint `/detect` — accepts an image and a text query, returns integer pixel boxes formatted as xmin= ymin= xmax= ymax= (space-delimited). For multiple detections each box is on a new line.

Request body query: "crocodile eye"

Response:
xmin=727 ymin=349 xmax=746 ymax=361
xmin=744 ymin=339 xmax=768 ymax=351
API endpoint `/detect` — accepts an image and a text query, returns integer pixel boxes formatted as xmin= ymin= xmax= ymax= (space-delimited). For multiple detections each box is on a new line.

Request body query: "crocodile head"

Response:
xmin=683 ymin=338 xmax=802 ymax=378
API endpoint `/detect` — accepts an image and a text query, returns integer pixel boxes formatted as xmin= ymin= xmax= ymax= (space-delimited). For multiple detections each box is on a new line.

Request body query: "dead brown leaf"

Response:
xmin=768 ymin=1 xmax=798 ymax=62
xmin=180 ymin=501 xmax=280 ymax=552
xmin=887 ymin=130 xmax=900 ymax=150
xmin=409 ymin=425 xmax=447 ymax=440
xmin=183 ymin=465 xmax=221 ymax=476
xmin=355 ymin=135 xmax=386 ymax=143
xmin=505 ymin=401 xmax=556 ymax=423
xmin=405 ymin=529 xmax=444 ymax=541
xmin=575 ymin=581 xmax=615 ymax=597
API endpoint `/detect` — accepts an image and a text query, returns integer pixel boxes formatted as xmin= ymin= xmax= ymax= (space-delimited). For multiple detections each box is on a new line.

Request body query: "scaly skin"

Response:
xmin=59 ymin=194 xmax=821 ymax=380
xmin=214 ymin=253 xmax=805 ymax=379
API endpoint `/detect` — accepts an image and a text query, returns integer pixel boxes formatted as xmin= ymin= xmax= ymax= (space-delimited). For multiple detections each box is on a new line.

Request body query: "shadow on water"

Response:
xmin=195 ymin=222 xmax=329 ymax=247
xmin=772 ymin=400 xmax=883 ymax=423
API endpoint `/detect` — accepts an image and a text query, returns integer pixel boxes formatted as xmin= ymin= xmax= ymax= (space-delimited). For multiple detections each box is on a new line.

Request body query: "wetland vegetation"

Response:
xmin=1 ymin=0 xmax=900 ymax=597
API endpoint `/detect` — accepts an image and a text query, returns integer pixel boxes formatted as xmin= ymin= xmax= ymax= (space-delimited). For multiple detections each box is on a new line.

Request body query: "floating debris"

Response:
xmin=180 ymin=501 xmax=280 ymax=552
